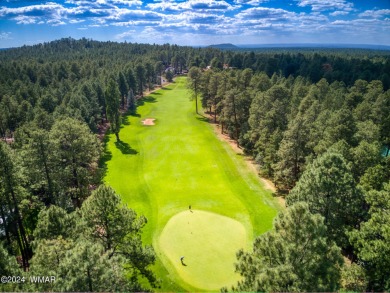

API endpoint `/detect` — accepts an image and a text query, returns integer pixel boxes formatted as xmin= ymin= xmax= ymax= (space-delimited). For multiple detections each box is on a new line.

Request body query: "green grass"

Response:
xmin=159 ymin=210 xmax=247 ymax=290
xmin=104 ymin=77 xmax=281 ymax=291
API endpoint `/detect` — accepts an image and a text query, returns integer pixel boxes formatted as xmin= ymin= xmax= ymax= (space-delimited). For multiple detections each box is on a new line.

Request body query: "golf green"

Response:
xmin=104 ymin=77 xmax=280 ymax=291
xmin=159 ymin=210 xmax=247 ymax=290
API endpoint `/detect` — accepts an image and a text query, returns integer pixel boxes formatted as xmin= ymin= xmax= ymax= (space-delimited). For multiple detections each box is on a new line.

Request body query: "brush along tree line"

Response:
xmin=0 ymin=38 xmax=389 ymax=291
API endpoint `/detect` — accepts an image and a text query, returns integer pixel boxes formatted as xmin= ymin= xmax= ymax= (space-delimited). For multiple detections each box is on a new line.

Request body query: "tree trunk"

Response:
xmin=115 ymin=132 xmax=120 ymax=142
xmin=0 ymin=205 xmax=12 ymax=248
xmin=231 ymin=94 xmax=239 ymax=147
xmin=10 ymin=188 xmax=31 ymax=270
xmin=87 ymin=268 xmax=93 ymax=292
xmin=213 ymin=101 xmax=217 ymax=123
xmin=41 ymin=147 xmax=54 ymax=204
xmin=15 ymin=226 xmax=28 ymax=270
xmin=195 ymin=95 xmax=198 ymax=114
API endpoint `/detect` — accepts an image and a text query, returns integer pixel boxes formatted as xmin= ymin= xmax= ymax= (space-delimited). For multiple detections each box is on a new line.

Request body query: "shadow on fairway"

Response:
xmin=195 ymin=115 xmax=209 ymax=123
xmin=137 ymin=96 xmax=157 ymax=106
xmin=122 ymin=115 xmax=131 ymax=125
xmin=99 ymin=134 xmax=112 ymax=177
xmin=161 ymin=86 xmax=172 ymax=90
xmin=115 ymin=141 xmax=138 ymax=155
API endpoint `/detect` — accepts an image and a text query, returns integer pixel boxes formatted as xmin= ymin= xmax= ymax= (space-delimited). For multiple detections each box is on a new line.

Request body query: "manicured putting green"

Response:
xmin=159 ymin=210 xmax=247 ymax=290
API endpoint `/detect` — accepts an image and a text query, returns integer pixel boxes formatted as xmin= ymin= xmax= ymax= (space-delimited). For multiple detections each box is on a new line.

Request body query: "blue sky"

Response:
xmin=0 ymin=0 xmax=389 ymax=48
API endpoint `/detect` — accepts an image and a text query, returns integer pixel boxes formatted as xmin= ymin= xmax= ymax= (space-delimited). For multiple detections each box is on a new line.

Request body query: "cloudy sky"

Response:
xmin=0 ymin=0 xmax=389 ymax=48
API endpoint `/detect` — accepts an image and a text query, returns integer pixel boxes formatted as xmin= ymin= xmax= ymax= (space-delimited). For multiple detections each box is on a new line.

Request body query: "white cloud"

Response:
xmin=147 ymin=0 xmax=238 ymax=12
xmin=0 ymin=32 xmax=12 ymax=39
xmin=296 ymin=0 xmax=353 ymax=12
xmin=330 ymin=10 xmax=349 ymax=16
xmin=69 ymin=19 xmax=85 ymax=23
xmin=236 ymin=7 xmax=295 ymax=20
xmin=14 ymin=15 xmax=37 ymax=24
xmin=66 ymin=0 xmax=142 ymax=7
xmin=359 ymin=9 xmax=390 ymax=18
xmin=233 ymin=0 xmax=268 ymax=5
xmin=115 ymin=29 xmax=136 ymax=39
xmin=110 ymin=0 xmax=142 ymax=6
xmin=0 ymin=2 xmax=62 ymax=19
xmin=47 ymin=19 xmax=66 ymax=26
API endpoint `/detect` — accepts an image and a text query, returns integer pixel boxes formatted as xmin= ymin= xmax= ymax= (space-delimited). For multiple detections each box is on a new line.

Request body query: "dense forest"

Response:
xmin=188 ymin=63 xmax=390 ymax=291
xmin=0 ymin=38 xmax=389 ymax=291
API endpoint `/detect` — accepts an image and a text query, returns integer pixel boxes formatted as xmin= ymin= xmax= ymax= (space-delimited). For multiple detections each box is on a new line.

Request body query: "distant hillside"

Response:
xmin=208 ymin=43 xmax=239 ymax=50
xmin=239 ymin=43 xmax=390 ymax=50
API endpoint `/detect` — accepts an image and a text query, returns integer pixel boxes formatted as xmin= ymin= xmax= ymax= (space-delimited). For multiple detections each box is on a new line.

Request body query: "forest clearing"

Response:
xmin=103 ymin=77 xmax=281 ymax=291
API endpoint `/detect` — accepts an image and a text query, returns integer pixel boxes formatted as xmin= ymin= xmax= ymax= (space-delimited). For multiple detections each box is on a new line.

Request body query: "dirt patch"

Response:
xmin=142 ymin=118 xmax=156 ymax=126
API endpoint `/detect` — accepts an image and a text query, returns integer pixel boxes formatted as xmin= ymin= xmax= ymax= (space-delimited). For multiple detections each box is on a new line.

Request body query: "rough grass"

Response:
xmin=104 ymin=77 xmax=281 ymax=291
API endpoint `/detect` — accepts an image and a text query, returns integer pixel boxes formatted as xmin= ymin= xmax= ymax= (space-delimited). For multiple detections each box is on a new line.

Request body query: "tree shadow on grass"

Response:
xmin=115 ymin=141 xmax=138 ymax=155
xmin=122 ymin=115 xmax=131 ymax=125
xmin=137 ymin=96 xmax=157 ymax=106
xmin=161 ymin=86 xmax=172 ymax=90
xmin=98 ymin=134 xmax=112 ymax=179
xmin=195 ymin=115 xmax=210 ymax=123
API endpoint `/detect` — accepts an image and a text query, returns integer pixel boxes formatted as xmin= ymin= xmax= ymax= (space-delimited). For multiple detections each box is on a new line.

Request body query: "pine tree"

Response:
xmin=349 ymin=183 xmax=390 ymax=291
xmin=232 ymin=202 xmax=343 ymax=292
xmin=49 ymin=117 xmax=101 ymax=208
xmin=287 ymin=152 xmax=365 ymax=248
xmin=105 ymin=77 xmax=122 ymax=142
xmin=188 ymin=67 xmax=202 ymax=114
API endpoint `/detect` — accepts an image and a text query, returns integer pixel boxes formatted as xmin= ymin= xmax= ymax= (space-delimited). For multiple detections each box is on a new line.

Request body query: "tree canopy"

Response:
xmin=231 ymin=202 xmax=343 ymax=292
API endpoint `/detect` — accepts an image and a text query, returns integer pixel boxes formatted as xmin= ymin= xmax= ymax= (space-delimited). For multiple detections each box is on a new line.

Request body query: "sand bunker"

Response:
xmin=142 ymin=118 xmax=156 ymax=125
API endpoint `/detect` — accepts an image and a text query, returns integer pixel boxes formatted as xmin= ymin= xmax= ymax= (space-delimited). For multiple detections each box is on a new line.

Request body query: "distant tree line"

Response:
xmin=1 ymin=38 xmax=389 ymax=138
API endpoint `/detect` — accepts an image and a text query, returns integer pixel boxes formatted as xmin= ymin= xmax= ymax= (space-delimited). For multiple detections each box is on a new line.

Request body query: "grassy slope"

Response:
xmin=104 ymin=77 xmax=281 ymax=291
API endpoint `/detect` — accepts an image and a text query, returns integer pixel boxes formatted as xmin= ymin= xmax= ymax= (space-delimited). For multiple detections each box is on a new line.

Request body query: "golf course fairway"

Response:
xmin=104 ymin=77 xmax=281 ymax=291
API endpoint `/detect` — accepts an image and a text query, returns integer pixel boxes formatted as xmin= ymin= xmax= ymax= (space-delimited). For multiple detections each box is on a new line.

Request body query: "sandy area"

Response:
xmin=142 ymin=118 xmax=156 ymax=125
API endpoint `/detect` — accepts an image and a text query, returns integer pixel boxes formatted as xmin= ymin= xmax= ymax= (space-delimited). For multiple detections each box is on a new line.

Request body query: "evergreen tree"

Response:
xmin=118 ymin=72 xmax=128 ymax=109
xmin=349 ymin=183 xmax=390 ymax=291
xmin=18 ymin=127 xmax=55 ymax=204
xmin=56 ymin=241 xmax=128 ymax=292
xmin=231 ymin=202 xmax=343 ymax=292
xmin=0 ymin=142 xmax=32 ymax=270
xmin=287 ymin=152 xmax=365 ymax=248
xmin=81 ymin=185 xmax=157 ymax=288
xmin=33 ymin=205 xmax=77 ymax=241
xmin=105 ymin=78 xmax=122 ymax=142
xmin=49 ymin=117 xmax=101 ymax=208
xmin=248 ymin=85 xmax=290 ymax=176
xmin=188 ymin=67 xmax=202 ymax=114
xmin=340 ymin=263 xmax=368 ymax=292
xmin=135 ymin=64 xmax=146 ymax=97
xmin=0 ymin=242 xmax=22 ymax=292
